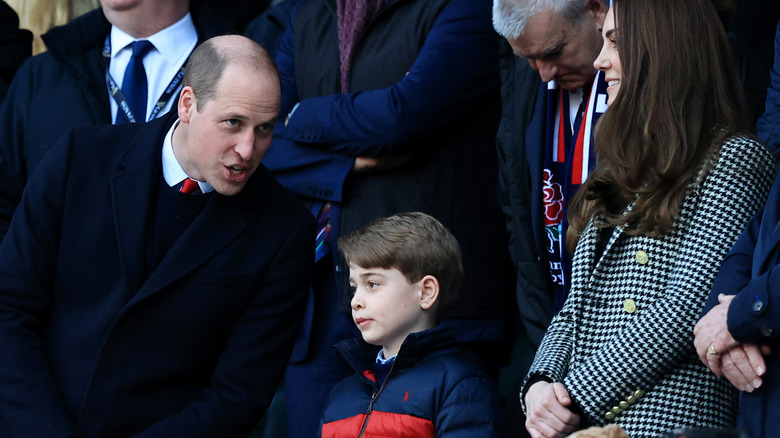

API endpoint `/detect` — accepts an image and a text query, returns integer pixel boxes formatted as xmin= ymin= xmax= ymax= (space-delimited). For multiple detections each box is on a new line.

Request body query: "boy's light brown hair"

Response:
xmin=338 ymin=212 xmax=463 ymax=312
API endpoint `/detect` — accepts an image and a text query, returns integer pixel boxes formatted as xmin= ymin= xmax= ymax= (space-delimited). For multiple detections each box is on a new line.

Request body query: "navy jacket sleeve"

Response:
xmin=281 ymin=0 xmax=498 ymax=156
xmin=262 ymin=2 xmax=354 ymax=203
xmin=711 ymin=195 xmax=780 ymax=344
xmin=0 ymin=130 xmax=79 ymax=437
xmin=758 ymin=21 xmax=780 ymax=157
xmin=263 ymin=0 xmax=498 ymax=202
xmin=726 ymin=220 xmax=780 ymax=344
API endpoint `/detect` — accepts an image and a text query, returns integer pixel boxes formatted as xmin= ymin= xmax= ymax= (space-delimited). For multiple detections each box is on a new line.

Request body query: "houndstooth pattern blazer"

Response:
xmin=523 ymin=136 xmax=777 ymax=438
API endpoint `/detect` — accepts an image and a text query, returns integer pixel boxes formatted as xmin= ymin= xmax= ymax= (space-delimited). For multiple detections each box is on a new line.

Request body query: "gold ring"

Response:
xmin=707 ymin=344 xmax=718 ymax=356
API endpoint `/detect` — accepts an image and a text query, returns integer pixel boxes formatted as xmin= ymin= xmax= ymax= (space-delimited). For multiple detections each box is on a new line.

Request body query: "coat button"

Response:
xmin=753 ymin=300 xmax=764 ymax=312
xmin=611 ymin=406 xmax=623 ymax=415
xmin=624 ymin=299 xmax=637 ymax=314
xmin=760 ymin=325 xmax=773 ymax=337
xmin=605 ymin=411 xmax=616 ymax=421
xmin=619 ymin=401 xmax=629 ymax=410
xmin=634 ymin=389 xmax=645 ymax=399
xmin=627 ymin=394 xmax=637 ymax=404
xmin=636 ymin=250 xmax=649 ymax=264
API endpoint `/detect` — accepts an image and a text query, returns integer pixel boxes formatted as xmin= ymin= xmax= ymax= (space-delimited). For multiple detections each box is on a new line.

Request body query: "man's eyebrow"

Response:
xmin=262 ymin=116 xmax=278 ymax=125
xmin=222 ymin=112 xmax=249 ymax=121
xmin=524 ymin=42 xmax=566 ymax=60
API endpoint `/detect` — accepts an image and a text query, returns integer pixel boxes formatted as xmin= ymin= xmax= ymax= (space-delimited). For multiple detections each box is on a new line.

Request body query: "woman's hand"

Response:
xmin=524 ymin=381 xmax=581 ymax=438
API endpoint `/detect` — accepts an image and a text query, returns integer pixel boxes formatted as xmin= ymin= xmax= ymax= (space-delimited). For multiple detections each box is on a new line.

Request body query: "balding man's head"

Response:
xmin=173 ymin=35 xmax=281 ymax=196
xmin=183 ymin=35 xmax=280 ymax=112
xmin=493 ymin=0 xmax=608 ymax=91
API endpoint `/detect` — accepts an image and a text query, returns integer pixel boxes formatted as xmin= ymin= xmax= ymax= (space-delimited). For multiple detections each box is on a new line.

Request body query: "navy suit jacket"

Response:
xmin=703 ymin=171 xmax=780 ymax=438
xmin=0 ymin=114 xmax=314 ymax=437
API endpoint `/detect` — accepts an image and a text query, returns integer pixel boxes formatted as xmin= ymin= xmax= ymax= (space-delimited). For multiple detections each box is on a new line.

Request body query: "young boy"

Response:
xmin=318 ymin=212 xmax=504 ymax=437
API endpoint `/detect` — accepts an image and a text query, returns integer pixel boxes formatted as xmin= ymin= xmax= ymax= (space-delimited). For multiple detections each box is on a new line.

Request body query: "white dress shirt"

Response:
xmin=108 ymin=13 xmax=198 ymax=123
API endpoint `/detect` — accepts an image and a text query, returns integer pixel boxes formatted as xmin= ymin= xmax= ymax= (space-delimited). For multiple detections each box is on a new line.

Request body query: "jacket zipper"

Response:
xmin=357 ymin=360 xmax=397 ymax=437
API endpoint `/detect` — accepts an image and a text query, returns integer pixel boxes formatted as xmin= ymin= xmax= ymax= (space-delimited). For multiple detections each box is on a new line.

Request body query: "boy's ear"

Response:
xmin=419 ymin=275 xmax=439 ymax=310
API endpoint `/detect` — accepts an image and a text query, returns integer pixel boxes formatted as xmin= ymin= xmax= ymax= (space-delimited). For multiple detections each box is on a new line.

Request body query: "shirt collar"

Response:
xmin=110 ymin=12 xmax=196 ymax=62
xmin=375 ymin=349 xmax=397 ymax=364
xmin=162 ymin=119 xmax=214 ymax=194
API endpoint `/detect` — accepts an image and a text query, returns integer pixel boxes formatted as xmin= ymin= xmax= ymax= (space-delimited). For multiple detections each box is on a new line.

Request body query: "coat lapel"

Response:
xmin=111 ymin=129 xmax=160 ymax=296
xmin=577 ymin=218 xmax=626 ymax=280
xmin=128 ymin=192 xmax=248 ymax=307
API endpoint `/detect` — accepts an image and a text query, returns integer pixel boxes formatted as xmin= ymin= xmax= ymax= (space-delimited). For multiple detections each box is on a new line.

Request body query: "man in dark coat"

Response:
xmin=0 ymin=35 xmax=313 ymax=437
xmin=0 ymin=0 xmax=228 ymax=241
xmin=492 ymin=0 xmax=609 ymax=349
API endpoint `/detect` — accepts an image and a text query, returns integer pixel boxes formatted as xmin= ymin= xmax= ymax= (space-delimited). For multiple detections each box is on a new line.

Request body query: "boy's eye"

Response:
xmin=368 ymin=281 xmax=379 ymax=289
xmin=349 ymin=285 xmax=357 ymax=295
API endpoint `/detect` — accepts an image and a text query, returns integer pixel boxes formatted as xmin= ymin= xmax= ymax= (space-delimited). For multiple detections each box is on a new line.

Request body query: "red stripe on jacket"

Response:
xmin=322 ymin=411 xmax=434 ymax=437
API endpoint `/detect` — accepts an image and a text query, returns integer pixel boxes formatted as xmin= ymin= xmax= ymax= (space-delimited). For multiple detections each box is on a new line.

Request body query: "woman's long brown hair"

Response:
xmin=567 ymin=0 xmax=747 ymax=252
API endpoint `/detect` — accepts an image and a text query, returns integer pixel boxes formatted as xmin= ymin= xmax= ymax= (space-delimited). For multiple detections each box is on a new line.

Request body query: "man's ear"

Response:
xmin=419 ymin=275 xmax=440 ymax=310
xmin=586 ymin=0 xmax=608 ymax=24
xmin=178 ymin=86 xmax=196 ymax=123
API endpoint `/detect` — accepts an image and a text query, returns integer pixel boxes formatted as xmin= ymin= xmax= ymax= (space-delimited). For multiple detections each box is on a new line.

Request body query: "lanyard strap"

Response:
xmin=103 ymin=34 xmax=187 ymax=123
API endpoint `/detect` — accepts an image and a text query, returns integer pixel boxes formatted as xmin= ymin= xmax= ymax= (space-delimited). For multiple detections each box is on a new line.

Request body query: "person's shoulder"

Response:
xmin=413 ymin=347 xmax=491 ymax=385
xmin=722 ymin=133 xmax=765 ymax=149
xmin=59 ymin=121 xmax=150 ymax=164
xmin=696 ymin=133 xmax=777 ymax=192
xmin=42 ymin=8 xmax=108 ymax=59
xmin=13 ymin=49 xmax=60 ymax=79
xmin=717 ymin=134 xmax=774 ymax=167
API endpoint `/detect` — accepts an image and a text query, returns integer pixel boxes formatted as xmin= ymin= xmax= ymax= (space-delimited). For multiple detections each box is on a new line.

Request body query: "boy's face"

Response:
xmin=349 ymin=264 xmax=433 ymax=358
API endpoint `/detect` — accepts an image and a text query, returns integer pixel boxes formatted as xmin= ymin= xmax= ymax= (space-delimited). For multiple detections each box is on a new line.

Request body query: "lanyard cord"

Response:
xmin=103 ymin=34 xmax=187 ymax=123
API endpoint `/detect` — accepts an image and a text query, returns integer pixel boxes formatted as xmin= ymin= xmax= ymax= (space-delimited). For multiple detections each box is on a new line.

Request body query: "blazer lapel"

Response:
xmin=579 ymin=218 xmax=625 ymax=278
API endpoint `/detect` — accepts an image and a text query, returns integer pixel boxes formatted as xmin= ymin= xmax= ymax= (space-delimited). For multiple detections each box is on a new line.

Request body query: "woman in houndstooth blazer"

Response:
xmin=520 ymin=0 xmax=777 ymax=437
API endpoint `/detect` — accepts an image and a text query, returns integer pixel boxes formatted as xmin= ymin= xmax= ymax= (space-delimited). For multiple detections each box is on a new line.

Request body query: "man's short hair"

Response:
xmin=338 ymin=212 xmax=463 ymax=312
xmin=493 ymin=0 xmax=600 ymax=40
xmin=182 ymin=36 xmax=279 ymax=111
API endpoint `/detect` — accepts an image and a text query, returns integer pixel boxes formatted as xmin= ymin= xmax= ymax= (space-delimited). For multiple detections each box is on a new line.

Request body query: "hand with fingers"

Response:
xmin=694 ymin=294 xmax=769 ymax=390
xmin=524 ymin=381 xmax=581 ymax=438
xmin=694 ymin=294 xmax=739 ymax=371
xmin=718 ymin=343 xmax=770 ymax=392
